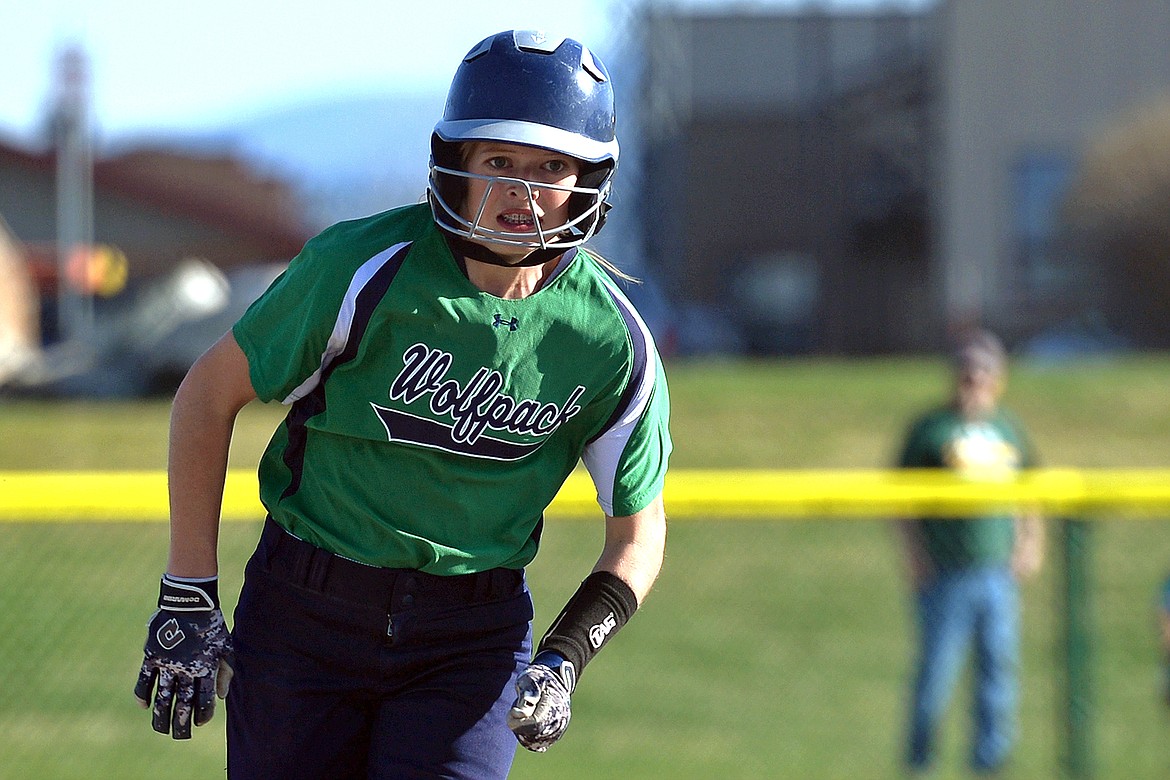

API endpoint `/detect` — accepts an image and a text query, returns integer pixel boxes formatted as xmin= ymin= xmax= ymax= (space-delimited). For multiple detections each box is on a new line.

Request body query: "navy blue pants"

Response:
xmin=227 ymin=518 xmax=533 ymax=779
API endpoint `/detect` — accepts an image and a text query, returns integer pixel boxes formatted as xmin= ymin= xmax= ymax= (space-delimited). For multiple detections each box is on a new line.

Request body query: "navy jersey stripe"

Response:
xmin=587 ymin=280 xmax=651 ymax=445
xmin=279 ymin=243 xmax=410 ymax=502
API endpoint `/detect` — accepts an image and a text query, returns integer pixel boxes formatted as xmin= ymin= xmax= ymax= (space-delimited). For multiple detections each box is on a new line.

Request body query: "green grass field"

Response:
xmin=1 ymin=354 xmax=1168 ymax=778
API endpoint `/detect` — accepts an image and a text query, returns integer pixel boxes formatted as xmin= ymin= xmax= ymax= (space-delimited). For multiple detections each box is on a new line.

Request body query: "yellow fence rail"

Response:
xmin=2 ymin=468 xmax=1169 ymax=521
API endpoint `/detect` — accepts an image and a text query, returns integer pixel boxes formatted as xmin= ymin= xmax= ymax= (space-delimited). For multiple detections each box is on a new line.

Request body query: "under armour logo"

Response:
xmin=493 ymin=314 xmax=519 ymax=331
xmin=157 ymin=617 xmax=186 ymax=650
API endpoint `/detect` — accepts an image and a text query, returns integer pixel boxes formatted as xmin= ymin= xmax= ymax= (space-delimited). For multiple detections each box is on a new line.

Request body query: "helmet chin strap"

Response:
xmin=442 ymin=231 xmax=571 ymax=268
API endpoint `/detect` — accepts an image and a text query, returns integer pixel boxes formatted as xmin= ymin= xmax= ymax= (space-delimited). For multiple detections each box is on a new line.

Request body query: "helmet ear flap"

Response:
xmin=566 ymin=161 xmax=614 ymax=238
xmin=429 ymin=135 xmax=469 ymax=231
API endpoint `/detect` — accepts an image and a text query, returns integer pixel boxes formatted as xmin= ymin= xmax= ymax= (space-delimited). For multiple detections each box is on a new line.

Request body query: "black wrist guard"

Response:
xmin=158 ymin=574 xmax=219 ymax=612
xmin=537 ymin=571 xmax=638 ymax=682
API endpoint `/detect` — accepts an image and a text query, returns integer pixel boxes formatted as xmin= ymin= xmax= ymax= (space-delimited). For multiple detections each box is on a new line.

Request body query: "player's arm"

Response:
xmin=895 ymin=518 xmax=934 ymax=587
xmin=593 ymin=492 xmax=667 ymax=603
xmin=508 ymin=494 xmax=666 ymax=752
xmin=1011 ymin=509 xmax=1044 ymax=580
xmin=134 ymin=330 xmax=256 ymax=739
xmin=1011 ymin=432 xmax=1045 ymax=581
xmin=166 ymin=330 xmax=258 ymax=577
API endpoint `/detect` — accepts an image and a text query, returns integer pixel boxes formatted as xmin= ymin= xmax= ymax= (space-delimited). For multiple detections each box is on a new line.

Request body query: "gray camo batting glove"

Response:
xmin=134 ymin=574 xmax=234 ymax=739
xmin=507 ymin=651 xmax=576 ymax=752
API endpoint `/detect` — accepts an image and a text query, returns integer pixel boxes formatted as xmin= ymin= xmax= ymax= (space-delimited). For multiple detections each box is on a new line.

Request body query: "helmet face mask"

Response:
xmin=430 ymin=163 xmax=611 ymax=250
xmin=428 ymin=30 xmax=619 ymax=256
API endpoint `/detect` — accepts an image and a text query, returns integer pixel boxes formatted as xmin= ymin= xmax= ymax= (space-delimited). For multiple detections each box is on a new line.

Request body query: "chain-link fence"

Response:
xmin=1 ymin=478 xmax=1168 ymax=779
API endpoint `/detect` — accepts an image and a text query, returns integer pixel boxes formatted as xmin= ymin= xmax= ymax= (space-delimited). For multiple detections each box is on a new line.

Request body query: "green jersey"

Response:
xmin=898 ymin=406 xmax=1036 ymax=570
xmin=233 ymin=204 xmax=671 ymax=574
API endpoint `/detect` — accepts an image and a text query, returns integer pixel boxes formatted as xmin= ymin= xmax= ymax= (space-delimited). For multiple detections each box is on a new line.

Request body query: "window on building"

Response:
xmin=1012 ymin=152 xmax=1076 ymax=300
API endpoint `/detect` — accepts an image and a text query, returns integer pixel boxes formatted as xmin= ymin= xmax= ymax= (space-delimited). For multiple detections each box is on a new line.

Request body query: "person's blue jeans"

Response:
xmin=906 ymin=565 xmax=1019 ymax=774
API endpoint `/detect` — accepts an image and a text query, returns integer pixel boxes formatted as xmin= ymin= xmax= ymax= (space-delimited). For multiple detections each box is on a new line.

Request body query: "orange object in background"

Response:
xmin=64 ymin=244 xmax=129 ymax=297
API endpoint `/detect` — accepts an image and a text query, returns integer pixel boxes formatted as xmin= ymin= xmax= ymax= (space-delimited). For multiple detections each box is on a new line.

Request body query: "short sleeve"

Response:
xmin=582 ymin=343 xmax=672 ymax=518
xmin=232 ymin=233 xmax=352 ymax=403
xmin=898 ymin=417 xmax=932 ymax=468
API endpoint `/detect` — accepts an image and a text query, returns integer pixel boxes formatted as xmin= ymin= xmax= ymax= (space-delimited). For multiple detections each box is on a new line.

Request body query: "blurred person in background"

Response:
xmin=132 ymin=29 xmax=671 ymax=779
xmin=895 ymin=329 xmax=1044 ymax=776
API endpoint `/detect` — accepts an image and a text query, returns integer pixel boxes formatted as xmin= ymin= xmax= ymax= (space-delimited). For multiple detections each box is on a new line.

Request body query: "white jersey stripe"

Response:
xmin=581 ymin=275 xmax=660 ymax=515
xmin=282 ymin=242 xmax=411 ymax=404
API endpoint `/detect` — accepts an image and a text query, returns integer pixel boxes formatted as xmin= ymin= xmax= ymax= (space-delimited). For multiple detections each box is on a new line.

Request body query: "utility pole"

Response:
xmin=52 ymin=43 xmax=95 ymax=342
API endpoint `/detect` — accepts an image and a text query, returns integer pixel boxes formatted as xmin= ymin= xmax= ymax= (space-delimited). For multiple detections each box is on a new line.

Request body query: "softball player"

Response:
xmin=133 ymin=30 xmax=671 ymax=779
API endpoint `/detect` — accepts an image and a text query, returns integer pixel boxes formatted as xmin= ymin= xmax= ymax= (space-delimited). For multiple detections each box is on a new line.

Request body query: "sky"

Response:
xmin=0 ymin=0 xmax=933 ymax=143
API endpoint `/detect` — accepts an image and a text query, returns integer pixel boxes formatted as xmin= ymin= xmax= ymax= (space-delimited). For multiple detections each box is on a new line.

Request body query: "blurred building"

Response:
xmin=636 ymin=0 xmax=1170 ymax=354
xmin=0 ymin=142 xmax=310 ymax=287
xmin=0 ymin=45 xmax=313 ymax=395
xmin=0 ymin=42 xmax=312 ymax=348
xmin=0 ymin=135 xmax=311 ymax=394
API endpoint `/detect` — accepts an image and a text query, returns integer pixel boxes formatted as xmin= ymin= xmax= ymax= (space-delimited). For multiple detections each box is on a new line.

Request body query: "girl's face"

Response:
xmin=458 ymin=142 xmax=582 ymax=260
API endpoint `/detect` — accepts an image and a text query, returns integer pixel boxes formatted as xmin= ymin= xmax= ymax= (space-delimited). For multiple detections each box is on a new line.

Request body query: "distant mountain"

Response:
xmin=107 ymin=91 xmax=447 ymax=229
xmin=233 ymin=91 xmax=447 ymax=227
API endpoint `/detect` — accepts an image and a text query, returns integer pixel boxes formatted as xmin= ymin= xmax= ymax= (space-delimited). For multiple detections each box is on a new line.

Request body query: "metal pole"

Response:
xmin=53 ymin=43 xmax=95 ymax=342
xmin=1060 ymin=516 xmax=1095 ymax=778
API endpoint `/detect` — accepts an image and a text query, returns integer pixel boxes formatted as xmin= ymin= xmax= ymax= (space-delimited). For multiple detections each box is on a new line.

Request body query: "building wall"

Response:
xmin=644 ymin=10 xmax=933 ymax=114
xmin=640 ymin=2 xmax=1170 ymax=352
xmin=89 ymin=188 xmax=282 ymax=276
xmin=3 ymin=178 xmax=259 ymax=277
xmin=936 ymin=0 xmax=1170 ymax=337
xmin=639 ymin=9 xmax=935 ymax=353
xmin=0 ymin=146 xmax=308 ymax=280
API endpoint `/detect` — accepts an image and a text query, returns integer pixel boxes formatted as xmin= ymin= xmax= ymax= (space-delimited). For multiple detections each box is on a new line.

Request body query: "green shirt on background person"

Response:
xmin=898 ymin=406 xmax=1037 ymax=571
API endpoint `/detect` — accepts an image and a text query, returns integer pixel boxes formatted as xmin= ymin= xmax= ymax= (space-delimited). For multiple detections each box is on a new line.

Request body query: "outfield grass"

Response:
xmin=1 ymin=354 xmax=1168 ymax=779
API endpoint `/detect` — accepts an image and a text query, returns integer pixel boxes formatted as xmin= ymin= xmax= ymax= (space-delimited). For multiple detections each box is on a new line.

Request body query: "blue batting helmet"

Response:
xmin=428 ymin=30 xmax=619 ymax=253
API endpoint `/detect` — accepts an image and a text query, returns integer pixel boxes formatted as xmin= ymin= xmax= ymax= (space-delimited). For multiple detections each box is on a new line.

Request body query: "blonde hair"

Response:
xmin=579 ymin=246 xmax=639 ymax=284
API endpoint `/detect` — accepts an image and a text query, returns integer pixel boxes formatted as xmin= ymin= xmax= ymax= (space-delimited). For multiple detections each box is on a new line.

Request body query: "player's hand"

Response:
xmin=133 ymin=575 xmax=234 ymax=739
xmin=507 ymin=652 xmax=575 ymax=752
